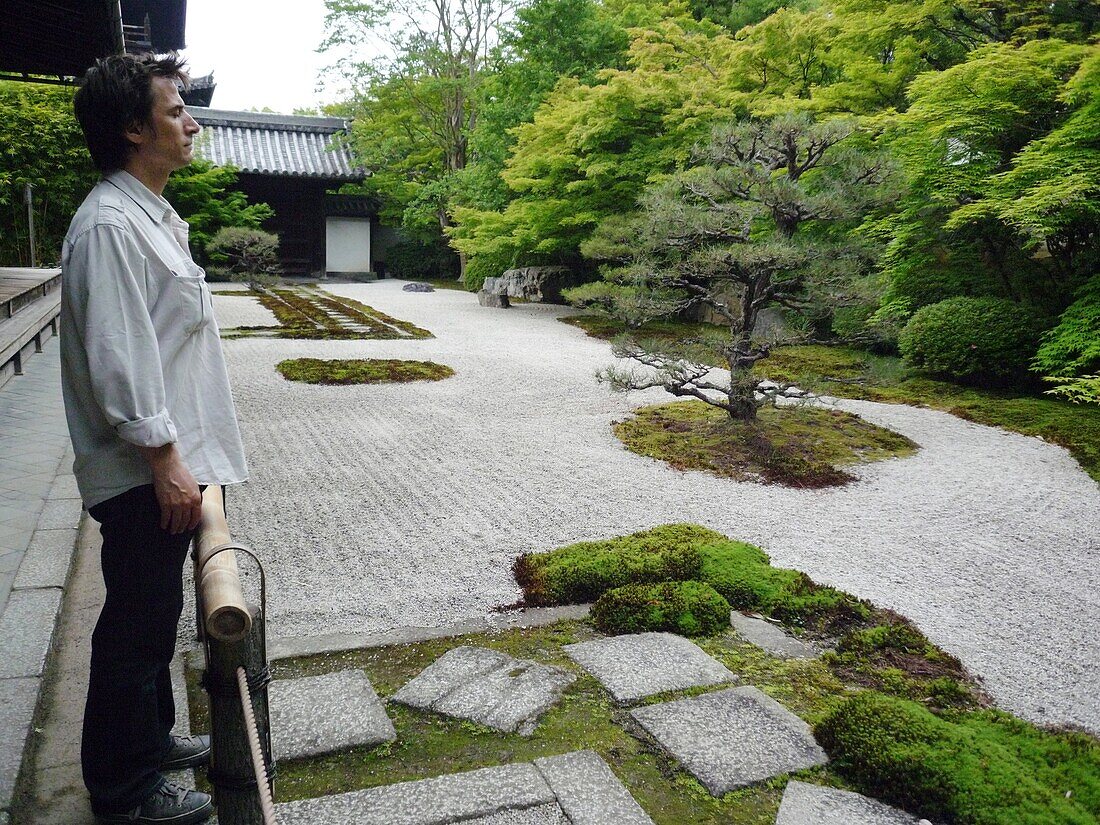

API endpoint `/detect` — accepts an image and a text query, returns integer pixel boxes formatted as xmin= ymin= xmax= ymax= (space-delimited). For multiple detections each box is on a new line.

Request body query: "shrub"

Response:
xmin=592 ymin=581 xmax=731 ymax=637
xmin=1034 ymin=274 xmax=1100 ymax=396
xmin=206 ymin=227 xmax=280 ymax=289
xmin=898 ymin=296 xmax=1042 ymax=382
xmin=816 ymin=692 xmax=1100 ymax=824
xmin=513 ymin=524 xmax=721 ymax=607
xmin=386 ymin=237 xmax=460 ymax=282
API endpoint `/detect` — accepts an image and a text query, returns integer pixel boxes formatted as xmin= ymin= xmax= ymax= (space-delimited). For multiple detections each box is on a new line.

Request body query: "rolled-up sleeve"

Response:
xmin=68 ymin=223 xmax=178 ymax=448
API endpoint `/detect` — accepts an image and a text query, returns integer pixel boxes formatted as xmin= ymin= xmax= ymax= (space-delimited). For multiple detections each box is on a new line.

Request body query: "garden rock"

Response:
xmin=629 ymin=686 xmax=828 ymax=795
xmin=729 ymin=612 xmax=818 ymax=659
xmin=403 ymin=282 xmax=435 ymax=292
xmin=269 ymin=669 xmax=396 ymax=760
xmin=564 ymin=632 xmax=736 ymax=704
xmin=478 ymin=290 xmax=510 ymax=309
xmin=498 ymin=266 xmax=582 ymax=303
xmin=776 ymin=780 xmax=925 ymax=825
xmin=391 ymin=646 xmax=575 ymax=735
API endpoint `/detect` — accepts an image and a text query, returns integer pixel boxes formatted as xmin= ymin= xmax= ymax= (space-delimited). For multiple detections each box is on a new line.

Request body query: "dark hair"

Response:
xmin=73 ymin=53 xmax=190 ymax=174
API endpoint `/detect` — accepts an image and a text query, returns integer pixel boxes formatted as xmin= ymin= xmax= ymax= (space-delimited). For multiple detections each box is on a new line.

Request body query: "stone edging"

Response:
xmin=0 ymin=460 xmax=83 ymax=821
xmin=267 ymin=603 xmax=593 ymax=662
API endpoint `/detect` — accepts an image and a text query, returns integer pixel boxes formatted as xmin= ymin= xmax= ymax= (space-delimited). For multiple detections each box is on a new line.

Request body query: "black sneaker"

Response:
xmin=95 ymin=780 xmax=214 ymax=824
xmin=160 ymin=734 xmax=211 ymax=770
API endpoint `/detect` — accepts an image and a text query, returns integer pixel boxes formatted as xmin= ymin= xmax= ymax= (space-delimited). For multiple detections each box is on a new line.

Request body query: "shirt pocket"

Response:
xmin=167 ymin=257 xmax=213 ymax=335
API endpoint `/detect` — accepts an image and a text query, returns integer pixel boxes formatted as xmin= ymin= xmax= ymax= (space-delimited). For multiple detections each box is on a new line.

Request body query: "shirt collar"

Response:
xmin=104 ymin=169 xmax=176 ymax=224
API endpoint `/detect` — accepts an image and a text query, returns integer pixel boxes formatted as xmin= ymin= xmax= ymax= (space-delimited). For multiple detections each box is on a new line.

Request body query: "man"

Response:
xmin=61 ymin=54 xmax=248 ymax=824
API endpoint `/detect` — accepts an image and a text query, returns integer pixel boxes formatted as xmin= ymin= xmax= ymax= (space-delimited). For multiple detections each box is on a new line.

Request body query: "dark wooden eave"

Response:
xmin=1 ymin=0 xmax=187 ymax=82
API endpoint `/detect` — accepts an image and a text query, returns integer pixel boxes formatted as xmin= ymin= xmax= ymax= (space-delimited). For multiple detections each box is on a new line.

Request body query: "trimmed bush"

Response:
xmin=898 ymin=296 xmax=1041 ymax=382
xmin=816 ymin=692 xmax=1100 ymax=824
xmin=206 ymin=227 xmax=280 ymax=289
xmin=513 ymin=524 xmax=721 ymax=607
xmin=592 ymin=581 xmax=731 ymax=637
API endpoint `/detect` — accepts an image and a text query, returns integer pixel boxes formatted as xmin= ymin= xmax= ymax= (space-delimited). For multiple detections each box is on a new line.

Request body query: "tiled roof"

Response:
xmin=191 ymin=109 xmax=366 ymax=181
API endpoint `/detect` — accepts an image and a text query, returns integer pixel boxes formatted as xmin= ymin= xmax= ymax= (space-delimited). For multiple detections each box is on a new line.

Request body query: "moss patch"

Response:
xmin=592 ymin=580 xmax=731 ymax=637
xmin=276 ymin=358 xmax=454 ymax=385
xmin=614 ymin=401 xmax=917 ymax=488
xmin=565 ymin=316 xmax=1100 ymax=483
xmin=816 ymin=692 xmax=1100 ymax=824
xmin=218 ymin=286 xmax=432 ymax=340
xmin=514 ymin=525 xmax=981 ymax=706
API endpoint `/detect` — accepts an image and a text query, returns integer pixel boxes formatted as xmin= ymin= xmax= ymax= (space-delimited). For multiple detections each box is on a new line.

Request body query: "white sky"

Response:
xmin=180 ymin=0 xmax=349 ymax=114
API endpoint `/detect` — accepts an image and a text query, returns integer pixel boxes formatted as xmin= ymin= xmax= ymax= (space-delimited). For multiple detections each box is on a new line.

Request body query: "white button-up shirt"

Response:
xmin=60 ymin=170 xmax=248 ymax=508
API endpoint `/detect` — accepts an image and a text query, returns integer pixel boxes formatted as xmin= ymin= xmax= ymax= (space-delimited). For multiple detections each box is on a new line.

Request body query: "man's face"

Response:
xmin=129 ymin=76 xmax=201 ymax=174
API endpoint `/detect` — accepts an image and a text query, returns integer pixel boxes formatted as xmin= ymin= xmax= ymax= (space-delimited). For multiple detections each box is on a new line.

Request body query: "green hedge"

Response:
xmin=592 ymin=581 xmax=731 ymax=637
xmin=815 ymin=692 xmax=1100 ymax=824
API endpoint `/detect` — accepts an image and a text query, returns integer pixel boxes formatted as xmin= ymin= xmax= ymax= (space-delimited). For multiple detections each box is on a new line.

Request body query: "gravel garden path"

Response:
xmin=213 ymin=281 xmax=1100 ymax=735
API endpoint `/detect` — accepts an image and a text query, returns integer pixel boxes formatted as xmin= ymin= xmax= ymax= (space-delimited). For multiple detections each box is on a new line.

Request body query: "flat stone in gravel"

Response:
xmin=564 ymin=633 xmax=736 ymax=704
xmin=13 ymin=529 xmax=76 ymax=590
xmin=729 ymin=612 xmax=818 ymax=659
xmin=630 ymin=686 xmax=828 ymax=796
xmin=776 ymin=781 xmax=925 ymax=825
xmin=275 ymin=762 xmax=555 ymax=825
xmin=534 ymin=750 xmax=653 ymax=825
xmin=392 ymin=646 xmax=575 ymax=735
xmin=0 ymin=677 xmax=39 ymax=807
xmin=0 ymin=588 xmax=62 ymax=678
xmin=269 ymin=670 xmax=395 ymax=760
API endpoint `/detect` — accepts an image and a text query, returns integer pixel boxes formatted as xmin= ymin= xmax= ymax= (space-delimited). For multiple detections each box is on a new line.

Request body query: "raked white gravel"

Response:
xmin=212 ymin=280 xmax=1100 ymax=735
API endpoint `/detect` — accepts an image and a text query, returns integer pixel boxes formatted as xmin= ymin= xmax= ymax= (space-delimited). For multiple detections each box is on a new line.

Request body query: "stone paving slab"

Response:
xmin=534 ymin=750 xmax=653 ymax=825
xmin=564 ymin=633 xmax=736 ymax=704
xmin=34 ymin=499 xmax=83 ymax=531
xmin=729 ymin=612 xmax=818 ymax=659
xmin=776 ymin=780 xmax=927 ymax=825
xmin=0 ymin=587 xmax=63 ymax=678
xmin=0 ymin=677 xmax=39 ymax=809
xmin=270 ymin=669 xmax=396 ymax=760
xmin=393 ymin=646 xmax=575 ymax=735
xmin=275 ymin=762 xmax=555 ymax=825
xmin=467 ymin=804 xmax=568 ymax=824
xmin=12 ymin=529 xmax=76 ymax=590
xmin=630 ymin=686 xmax=828 ymax=796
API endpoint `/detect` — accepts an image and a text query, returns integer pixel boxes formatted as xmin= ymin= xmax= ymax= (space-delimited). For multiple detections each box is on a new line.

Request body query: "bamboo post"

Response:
xmin=195 ymin=486 xmax=251 ymax=642
xmin=206 ymin=604 xmax=272 ymax=825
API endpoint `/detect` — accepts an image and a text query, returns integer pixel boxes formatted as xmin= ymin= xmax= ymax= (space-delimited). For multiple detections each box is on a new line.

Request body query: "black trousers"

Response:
xmin=82 ymin=484 xmax=194 ymax=813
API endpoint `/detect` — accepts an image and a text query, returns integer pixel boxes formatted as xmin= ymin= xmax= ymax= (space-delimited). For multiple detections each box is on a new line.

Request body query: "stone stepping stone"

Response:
xmin=274 ymin=750 xmax=651 ymax=825
xmin=535 ymin=750 xmax=654 ymax=825
xmin=776 ymin=780 xmax=928 ymax=824
xmin=564 ymin=632 xmax=736 ymax=704
xmin=629 ymin=686 xmax=827 ymax=796
xmin=391 ymin=646 xmax=575 ymax=736
xmin=269 ymin=669 xmax=396 ymax=761
xmin=729 ymin=612 xmax=819 ymax=659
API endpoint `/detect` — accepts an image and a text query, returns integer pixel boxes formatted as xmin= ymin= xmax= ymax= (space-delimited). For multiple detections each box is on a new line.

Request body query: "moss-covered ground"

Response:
xmin=562 ymin=315 xmax=1100 ymax=483
xmin=217 ymin=286 xmax=433 ymax=340
xmin=184 ymin=523 xmax=1098 ymax=823
xmin=276 ymin=358 xmax=454 ymax=385
xmin=614 ymin=401 xmax=917 ymax=488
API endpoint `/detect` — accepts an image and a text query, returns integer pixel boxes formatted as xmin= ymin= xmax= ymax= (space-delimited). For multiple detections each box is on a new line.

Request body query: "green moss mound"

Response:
xmin=592 ymin=581 xmax=731 ymax=637
xmin=277 ymin=358 xmax=454 ymax=385
xmin=515 ymin=523 xmax=869 ymax=634
xmin=614 ymin=401 xmax=917 ymax=488
xmin=816 ymin=692 xmax=1100 ymax=824
xmin=513 ymin=524 xmax=720 ymax=607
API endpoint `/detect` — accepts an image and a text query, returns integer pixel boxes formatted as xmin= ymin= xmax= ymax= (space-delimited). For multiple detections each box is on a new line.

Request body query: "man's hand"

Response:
xmin=137 ymin=444 xmax=202 ymax=534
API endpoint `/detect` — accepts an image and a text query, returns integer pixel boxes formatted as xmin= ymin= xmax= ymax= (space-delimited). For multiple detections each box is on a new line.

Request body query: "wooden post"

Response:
xmin=205 ymin=604 xmax=272 ymax=825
